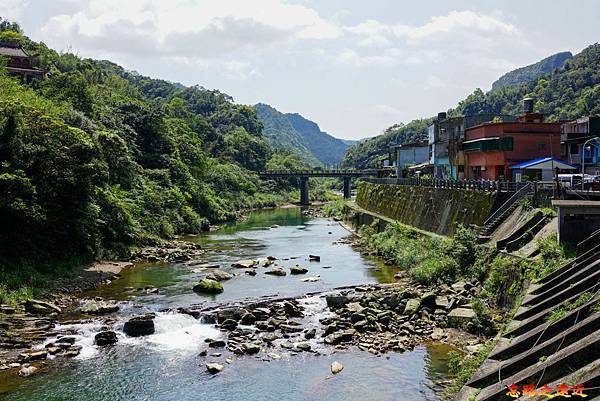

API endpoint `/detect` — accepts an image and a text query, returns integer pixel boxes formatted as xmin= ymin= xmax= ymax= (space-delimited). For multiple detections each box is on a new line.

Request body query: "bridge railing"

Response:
xmin=361 ymin=177 xmax=531 ymax=193
xmin=258 ymin=169 xmax=377 ymax=177
xmin=259 ymin=169 xmax=363 ymax=174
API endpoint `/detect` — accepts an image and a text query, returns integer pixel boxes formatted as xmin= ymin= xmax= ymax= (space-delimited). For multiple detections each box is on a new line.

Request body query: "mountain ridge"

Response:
xmin=491 ymin=51 xmax=573 ymax=91
xmin=255 ymin=103 xmax=350 ymax=165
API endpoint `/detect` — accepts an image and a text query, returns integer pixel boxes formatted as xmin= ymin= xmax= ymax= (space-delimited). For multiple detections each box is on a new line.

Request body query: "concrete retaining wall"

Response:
xmin=355 ymin=181 xmax=496 ymax=236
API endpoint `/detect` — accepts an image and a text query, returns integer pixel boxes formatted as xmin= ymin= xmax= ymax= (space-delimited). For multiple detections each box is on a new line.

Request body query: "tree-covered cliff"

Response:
xmin=255 ymin=103 xmax=350 ymax=165
xmin=451 ymin=44 xmax=600 ymax=119
xmin=0 ymin=19 xmax=308 ymax=267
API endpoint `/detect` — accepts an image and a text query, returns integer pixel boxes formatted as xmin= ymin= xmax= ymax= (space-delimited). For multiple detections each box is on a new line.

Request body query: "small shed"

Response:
xmin=551 ymin=200 xmax=600 ymax=246
xmin=509 ymin=157 xmax=576 ymax=182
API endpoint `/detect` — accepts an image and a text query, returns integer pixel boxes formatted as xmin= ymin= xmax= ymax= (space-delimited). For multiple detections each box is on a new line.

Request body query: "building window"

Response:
xmin=570 ymin=143 xmax=579 ymax=154
xmin=538 ymin=142 xmax=546 ymax=151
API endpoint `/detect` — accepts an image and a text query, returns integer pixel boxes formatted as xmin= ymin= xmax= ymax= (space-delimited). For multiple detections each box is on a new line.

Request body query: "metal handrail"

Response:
xmin=360 ymin=177 xmax=507 ymax=192
xmin=483 ymin=182 xmax=532 ymax=227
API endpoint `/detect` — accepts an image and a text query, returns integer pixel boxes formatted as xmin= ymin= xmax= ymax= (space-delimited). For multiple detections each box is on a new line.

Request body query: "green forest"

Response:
xmin=343 ymin=43 xmax=600 ymax=168
xmin=0 ymin=19 xmax=330 ymax=278
xmin=255 ymin=103 xmax=351 ymax=166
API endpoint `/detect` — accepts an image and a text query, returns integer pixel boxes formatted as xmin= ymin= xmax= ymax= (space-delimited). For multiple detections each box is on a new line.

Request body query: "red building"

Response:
xmin=0 ymin=44 xmax=46 ymax=82
xmin=463 ymin=111 xmax=561 ymax=180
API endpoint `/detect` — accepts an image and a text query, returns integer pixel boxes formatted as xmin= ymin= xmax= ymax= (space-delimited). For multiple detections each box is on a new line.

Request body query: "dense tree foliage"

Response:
xmin=342 ymin=118 xmax=433 ymax=168
xmin=344 ymin=44 xmax=600 ymax=168
xmin=255 ymin=103 xmax=350 ymax=166
xmin=0 ymin=21 xmax=308 ymax=267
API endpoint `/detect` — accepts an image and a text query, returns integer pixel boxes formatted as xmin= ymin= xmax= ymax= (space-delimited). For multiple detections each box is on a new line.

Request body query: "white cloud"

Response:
xmin=38 ymin=0 xmax=340 ymax=60
xmin=335 ymin=47 xmax=406 ymax=67
xmin=371 ymin=103 xmax=402 ymax=116
xmin=0 ymin=0 xmax=30 ymax=20
xmin=345 ymin=19 xmax=392 ymax=47
xmin=345 ymin=10 xmax=521 ymax=48
xmin=425 ymin=75 xmax=447 ymax=89
xmin=393 ymin=10 xmax=518 ymax=41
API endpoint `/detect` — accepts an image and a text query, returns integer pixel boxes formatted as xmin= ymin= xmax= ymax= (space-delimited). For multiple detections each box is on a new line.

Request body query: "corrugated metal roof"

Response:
xmin=509 ymin=157 xmax=577 ymax=170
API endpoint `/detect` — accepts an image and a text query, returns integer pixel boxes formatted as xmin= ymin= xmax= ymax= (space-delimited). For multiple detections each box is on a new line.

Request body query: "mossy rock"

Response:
xmin=193 ymin=278 xmax=224 ymax=294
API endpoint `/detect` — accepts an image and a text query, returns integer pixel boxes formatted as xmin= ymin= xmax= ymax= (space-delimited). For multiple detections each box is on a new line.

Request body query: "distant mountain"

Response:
xmin=341 ymin=139 xmax=359 ymax=146
xmin=491 ymin=51 xmax=572 ymax=91
xmin=255 ymin=103 xmax=351 ymax=165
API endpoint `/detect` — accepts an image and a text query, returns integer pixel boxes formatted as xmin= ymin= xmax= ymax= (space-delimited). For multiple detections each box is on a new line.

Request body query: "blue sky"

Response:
xmin=2 ymin=0 xmax=599 ymax=139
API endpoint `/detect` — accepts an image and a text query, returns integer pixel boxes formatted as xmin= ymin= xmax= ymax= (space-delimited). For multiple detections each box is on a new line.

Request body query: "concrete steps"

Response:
xmin=454 ymin=245 xmax=600 ymax=400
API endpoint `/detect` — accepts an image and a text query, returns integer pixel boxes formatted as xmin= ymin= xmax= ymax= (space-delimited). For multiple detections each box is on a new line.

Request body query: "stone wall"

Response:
xmin=355 ymin=181 xmax=496 ymax=236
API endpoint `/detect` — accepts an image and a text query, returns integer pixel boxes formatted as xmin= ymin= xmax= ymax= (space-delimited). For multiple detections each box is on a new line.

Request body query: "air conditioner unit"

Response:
xmin=481 ymin=166 xmax=487 ymax=171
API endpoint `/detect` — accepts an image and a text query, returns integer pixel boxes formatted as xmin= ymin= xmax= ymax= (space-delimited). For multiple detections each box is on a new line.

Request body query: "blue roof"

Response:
xmin=509 ymin=157 xmax=577 ymax=170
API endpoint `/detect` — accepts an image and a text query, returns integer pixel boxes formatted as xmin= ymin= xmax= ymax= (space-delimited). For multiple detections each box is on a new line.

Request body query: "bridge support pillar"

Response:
xmin=343 ymin=177 xmax=351 ymax=199
xmin=300 ymin=177 xmax=309 ymax=205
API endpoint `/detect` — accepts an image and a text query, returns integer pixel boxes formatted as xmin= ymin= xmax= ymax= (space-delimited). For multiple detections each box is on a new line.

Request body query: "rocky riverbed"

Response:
xmin=1 ymin=207 xmax=486 ymax=398
xmin=0 ymin=240 xmax=210 ymax=374
xmin=162 ymin=277 xmax=484 ymax=374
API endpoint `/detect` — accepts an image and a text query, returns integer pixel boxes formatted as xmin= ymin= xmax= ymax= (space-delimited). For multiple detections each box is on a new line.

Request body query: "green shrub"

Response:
xmin=527 ymin=233 xmax=573 ymax=282
xmin=484 ymin=256 xmax=524 ymax=308
xmin=322 ymin=199 xmax=346 ymax=219
xmin=410 ymin=255 xmax=460 ymax=285
xmin=363 ymin=223 xmax=479 ymax=285
xmin=446 ymin=341 xmax=495 ymax=399
xmin=470 ymin=298 xmax=497 ymax=335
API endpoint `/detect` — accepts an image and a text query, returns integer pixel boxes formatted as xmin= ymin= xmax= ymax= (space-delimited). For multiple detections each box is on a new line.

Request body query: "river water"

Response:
xmin=1 ymin=207 xmax=452 ymax=401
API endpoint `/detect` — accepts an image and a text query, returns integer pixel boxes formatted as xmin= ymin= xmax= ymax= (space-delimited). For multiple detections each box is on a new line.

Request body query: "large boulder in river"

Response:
xmin=24 ymin=299 xmax=61 ymax=315
xmin=95 ymin=331 xmax=118 ymax=346
xmin=123 ymin=316 xmax=155 ymax=337
xmin=265 ymin=268 xmax=286 ymax=276
xmin=326 ymin=295 xmax=350 ymax=309
xmin=231 ymin=259 xmax=257 ymax=269
xmin=290 ymin=266 xmax=308 ymax=275
xmin=204 ymin=270 xmax=233 ymax=282
xmin=206 ymin=362 xmax=224 ymax=374
xmin=81 ymin=300 xmax=119 ymax=315
xmin=193 ymin=278 xmax=224 ymax=294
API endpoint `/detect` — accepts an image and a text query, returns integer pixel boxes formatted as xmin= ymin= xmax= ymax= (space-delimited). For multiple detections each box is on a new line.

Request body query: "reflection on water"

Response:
xmin=85 ymin=207 xmax=399 ymax=308
xmin=1 ymin=207 xmax=452 ymax=401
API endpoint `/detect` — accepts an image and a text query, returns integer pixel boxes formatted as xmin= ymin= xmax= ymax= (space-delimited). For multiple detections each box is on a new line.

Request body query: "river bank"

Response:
xmin=0 ymin=240 xmax=213 ymax=373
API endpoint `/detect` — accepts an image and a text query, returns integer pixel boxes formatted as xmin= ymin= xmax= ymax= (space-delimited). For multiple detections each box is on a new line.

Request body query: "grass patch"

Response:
xmin=445 ymin=341 xmax=495 ymax=399
xmin=362 ymin=223 xmax=482 ymax=286
xmin=526 ymin=233 xmax=574 ymax=282
xmin=546 ymin=292 xmax=593 ymax=322
xmin=0 ymin=256 xmax=85 ymax=306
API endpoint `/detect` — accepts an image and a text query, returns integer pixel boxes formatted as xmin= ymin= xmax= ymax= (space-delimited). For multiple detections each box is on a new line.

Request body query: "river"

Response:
xmin=1 ymin=207 xmax=452 ymax=401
